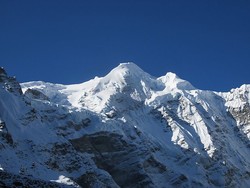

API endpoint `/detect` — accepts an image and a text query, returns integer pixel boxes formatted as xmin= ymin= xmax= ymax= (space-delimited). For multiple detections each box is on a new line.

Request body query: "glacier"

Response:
xmin=0 ymin=63 xmax=249 ymax=187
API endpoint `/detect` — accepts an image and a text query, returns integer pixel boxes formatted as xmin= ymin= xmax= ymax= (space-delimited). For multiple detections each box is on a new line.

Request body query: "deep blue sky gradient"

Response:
xmin=1 ymin=0 xmax=250 ymax=91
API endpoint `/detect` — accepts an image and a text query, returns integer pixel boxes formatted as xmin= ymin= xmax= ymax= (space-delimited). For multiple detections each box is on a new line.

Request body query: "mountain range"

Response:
xmin=0 ymin=63 xmax=249 ymax=187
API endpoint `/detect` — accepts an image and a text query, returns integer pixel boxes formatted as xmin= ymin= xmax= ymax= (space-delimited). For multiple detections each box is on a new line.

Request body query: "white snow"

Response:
xmin=51 ymin=175 xmax=77 ymax=186
xmin=1 ymin=62 xmax=249 ymax=187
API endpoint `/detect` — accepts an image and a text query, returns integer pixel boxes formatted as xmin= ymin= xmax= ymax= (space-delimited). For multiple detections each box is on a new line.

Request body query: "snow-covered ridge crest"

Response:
xmin=97 ymin=62 xmax=158 ymax=89
xmin=21 ymin=62 xmax=195 ymax=111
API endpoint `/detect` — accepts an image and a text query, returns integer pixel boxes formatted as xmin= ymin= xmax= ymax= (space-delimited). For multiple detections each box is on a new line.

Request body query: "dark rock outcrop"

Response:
xmin=25 ymin=88 xmax=50 ymax=101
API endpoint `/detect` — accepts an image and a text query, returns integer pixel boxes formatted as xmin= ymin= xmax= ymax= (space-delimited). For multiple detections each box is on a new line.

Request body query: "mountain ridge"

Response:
xmin=0 ymin=63 xmax=250 ymax=187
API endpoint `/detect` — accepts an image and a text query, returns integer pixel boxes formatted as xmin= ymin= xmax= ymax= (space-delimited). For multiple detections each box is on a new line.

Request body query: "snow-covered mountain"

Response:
xmin=0 ymin=63 xmax=249 ymax=187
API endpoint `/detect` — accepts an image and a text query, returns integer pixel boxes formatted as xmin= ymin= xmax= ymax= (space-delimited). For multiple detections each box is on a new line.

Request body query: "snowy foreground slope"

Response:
xmin=0 ymin=63 xmax=250 ymax=187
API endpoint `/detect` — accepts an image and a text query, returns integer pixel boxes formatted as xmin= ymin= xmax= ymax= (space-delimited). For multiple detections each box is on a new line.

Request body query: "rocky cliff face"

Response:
xmin=0 ymin=63 xmax=250 ymax=187
xmin=0 ymin=67 xmax=22 ymax=95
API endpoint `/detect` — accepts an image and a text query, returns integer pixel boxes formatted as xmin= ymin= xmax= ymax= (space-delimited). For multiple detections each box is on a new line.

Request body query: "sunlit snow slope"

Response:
xmin=1 ymin=63 xmax=250 ymax=187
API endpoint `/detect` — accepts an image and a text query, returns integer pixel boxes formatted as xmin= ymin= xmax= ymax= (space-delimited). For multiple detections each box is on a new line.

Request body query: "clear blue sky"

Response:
xmin=1 ymin=0 xmax=249 ymax=91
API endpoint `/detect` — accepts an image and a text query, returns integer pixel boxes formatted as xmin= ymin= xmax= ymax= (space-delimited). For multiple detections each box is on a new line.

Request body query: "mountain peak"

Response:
xmin=158 ymin=72 xmax=195 ymax=90
xmin=117 ymin=62 xmax=141 ymax=69
xmin=110 ymin=62 xmax=148 ymax=77
xmin=103 ymin=62 xmax=153 ymax=85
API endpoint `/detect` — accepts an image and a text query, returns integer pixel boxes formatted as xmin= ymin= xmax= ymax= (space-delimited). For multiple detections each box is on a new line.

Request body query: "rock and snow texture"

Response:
xmin=0 ymin=63 xmax=250 ymax=187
